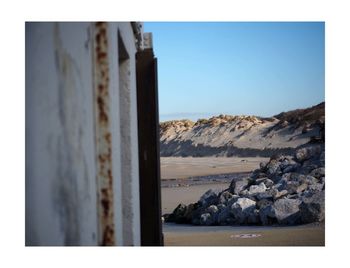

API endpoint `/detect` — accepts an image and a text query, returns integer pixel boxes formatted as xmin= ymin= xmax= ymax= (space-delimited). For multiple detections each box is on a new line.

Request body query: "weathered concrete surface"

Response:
xmin=26 ymin=22 xmax=98 ymax=245
xmin=26 ymin=22 xmax=141 ymax=246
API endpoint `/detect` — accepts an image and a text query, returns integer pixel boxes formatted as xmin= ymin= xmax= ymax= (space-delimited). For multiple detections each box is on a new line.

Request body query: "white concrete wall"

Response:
xmin=106 ymin=22 xmax=141 ymax=246
xmin=26 ymin=22 xmax=141 ymax=246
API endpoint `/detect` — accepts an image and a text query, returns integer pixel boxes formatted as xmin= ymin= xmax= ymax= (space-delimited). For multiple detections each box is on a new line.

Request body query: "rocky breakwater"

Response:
xmin=164 ymin=144 xmax=325 ymax=226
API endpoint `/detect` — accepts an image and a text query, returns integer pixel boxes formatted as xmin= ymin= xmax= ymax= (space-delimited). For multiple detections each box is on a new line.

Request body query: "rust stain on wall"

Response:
xmin=93 ymin=22 xmax=115 ymax=246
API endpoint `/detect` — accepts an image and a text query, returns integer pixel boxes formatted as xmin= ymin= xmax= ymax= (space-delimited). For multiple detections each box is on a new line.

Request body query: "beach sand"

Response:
xmin=161 ymin=157 xmax=268 ymax=179
xmin=163 ymin=223 xmax=325 ymax=246
xmin=162 ymin=183 xmax=229 ymax=214
xmin=160 ymin=157 xmax=325 ymax=246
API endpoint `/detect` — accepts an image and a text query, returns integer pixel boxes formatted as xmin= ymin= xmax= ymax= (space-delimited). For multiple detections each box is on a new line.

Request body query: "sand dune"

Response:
xmin=160 ymin=102 xmax=324 ymax=157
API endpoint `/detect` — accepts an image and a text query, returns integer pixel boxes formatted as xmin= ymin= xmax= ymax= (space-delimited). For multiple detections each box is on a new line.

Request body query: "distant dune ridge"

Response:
xmin=160 ymin=102 xmax=325 ymax=157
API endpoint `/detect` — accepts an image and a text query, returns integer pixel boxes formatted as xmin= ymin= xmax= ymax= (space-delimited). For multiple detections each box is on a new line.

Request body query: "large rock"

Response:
xmin=255 ymin=177 xmax=274 ymax=188
xmin=285 ymin=181 xmax=308 ymax=195
xmin=251 ymin=169 xmax=268 ymax=180
xmin=273 ymin=189 xmax=289 ymax=200
xmin=247 ymin=209 xmax=261 ymax=224
xmin=279 ymin=157 xmax=294 ymax=168
xmin=259 ymin=204 xmax=277 ymax=225
xmin=207 ymin=205 xmax=219 ymax=223
xmin=305 ymin=175 xmax=319 ymax=185
xmin=259 ymin=161 xmax=268 ymax=171
xmin=289 ymin=172 xmax=307 ymax=183
xmin=299 ymin=161 xmax=321 ymax=175
xmin=207 ymin=205 xmax=219 ymax=214
xmin=231 ymin=198 xmax=256 ymax=224
xmin=280 ymin=158 xmax=300 ymax=173
xmin=219 ymin=191 xmax=233 ymax=204
xmin=273 ymin=179 xmax=288 ymax=192
xmin=256 ymin=199 xmax=273 ymax=209
xmin=266 ymin=160 xmax=282 ymax=179
xmin=217 ymin=206 xmax=234 ymax=225
xmin=281 ymin=173 xmax=309 ymax=194
xmin=309 ymin=167 xmax=325 ymax=179
xmin=169 ymin=203 xmax=188 ymax=223
xmin=248 ymin=182 xmax=267 ymax=195
xmin=199 ymin=189 xmax=219 ymax=207
xmin=162 ymin=213 xmax=172 ymax=222
xmin=191 ymin=204 xmax=206 ymax=225
xmin=200 ymin=213 xmax=214 ymax=225
xmin=307 ymin=183 xmax=324 ymax=192
xmin=226 ymin=195 xmax=240 ymax=207
xmin=273 ymin=198 xmax=301 ymax=225
xmin=300 ymin=191 xmax=325 ymax=223
xmin=275 ymin=172 xmax=304 ymax=187
xmin=295 ymin=146 xmax=321 ymax=162
xmin=229 ymin=177 xmax=251 ymax=195
xmin=239 ymin=189 xmax=249 ymax=197
xmin=282 ymin=163 xmax=301 ymax=173
xmin=183 ymin=203 xmax=195 ymax=222
xmin=217 ymin=203 xmax=226 ymax=211
xmin=256 ymin=189 xmax=277 ymax=200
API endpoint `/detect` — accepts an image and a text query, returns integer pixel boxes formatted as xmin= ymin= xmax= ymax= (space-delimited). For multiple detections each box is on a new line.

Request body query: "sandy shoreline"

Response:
xmin=162 ymin=183 xmax=229 ymax=214
xmin=161 ymin=157 xmax=269 ymax=179
xmin=163 ymin=223 xmax=325 ymax=246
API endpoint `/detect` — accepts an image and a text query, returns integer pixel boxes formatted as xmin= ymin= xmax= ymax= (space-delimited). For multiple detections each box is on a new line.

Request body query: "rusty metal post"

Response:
xmin=93 ymin=22 xmax=116 ymax=246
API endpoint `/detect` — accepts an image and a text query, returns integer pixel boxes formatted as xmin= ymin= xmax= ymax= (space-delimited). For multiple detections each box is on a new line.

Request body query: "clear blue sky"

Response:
xmin=143 ymin=22 xmax=325 ymax=122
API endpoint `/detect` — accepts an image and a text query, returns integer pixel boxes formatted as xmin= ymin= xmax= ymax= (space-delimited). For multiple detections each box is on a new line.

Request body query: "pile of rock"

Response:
xmin=164 ymin=144 xmax=325 ymax=226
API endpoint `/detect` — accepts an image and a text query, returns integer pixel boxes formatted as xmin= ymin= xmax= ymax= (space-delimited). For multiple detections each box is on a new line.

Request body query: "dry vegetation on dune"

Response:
xmin=159 ymin=102 xmax=325 ymax=157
